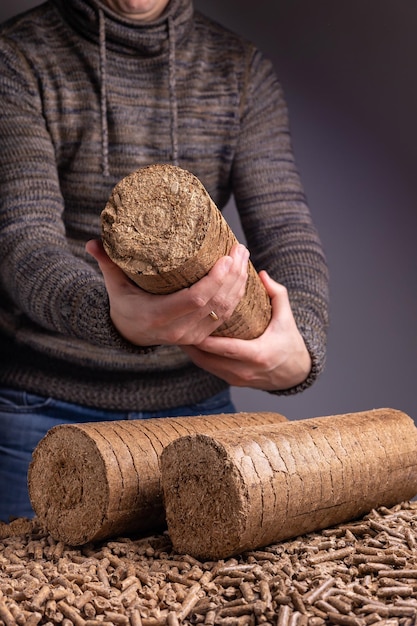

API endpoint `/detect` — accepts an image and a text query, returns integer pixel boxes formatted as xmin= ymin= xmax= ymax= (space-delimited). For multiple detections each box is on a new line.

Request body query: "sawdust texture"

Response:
xmin=160 ymin=408 xmax=417 ymax=560
xmin=101 ymin=164 xmax=215 ymax=285
xmin=28 ymin=412 xmax=287 ymax=546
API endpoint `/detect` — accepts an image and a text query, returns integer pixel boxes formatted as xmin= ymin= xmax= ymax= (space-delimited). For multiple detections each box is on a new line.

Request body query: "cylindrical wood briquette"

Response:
xmin=101 ymin=163 xmax=272 ymax=339
xmin=159 ymin=408 xmax=417 ymax=560
xmin=28 ymin=411 xmax=287 ymax=546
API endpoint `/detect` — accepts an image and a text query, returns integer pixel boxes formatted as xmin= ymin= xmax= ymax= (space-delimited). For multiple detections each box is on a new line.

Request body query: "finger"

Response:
xmin=86 ymin=239 xmax=139 ymax=294
xmin=182 ymin=344 xmax=251 ymax=385
xmin=259 ymin=271 xmax=293 ymax=321
xmin=187 ymin=244 xmax=249 ymax=318
xmin=86 ymin=238 xmax=111 ymax=266
xmin=259 ymin=270 xmax=287 ymax=299
xmin=160 ymin=251 xmax=235 ymax=322
xmin=212 ymin=244 xmax=249 ymax=308
xmin=192 ymin=333 xmax=254 ymax=360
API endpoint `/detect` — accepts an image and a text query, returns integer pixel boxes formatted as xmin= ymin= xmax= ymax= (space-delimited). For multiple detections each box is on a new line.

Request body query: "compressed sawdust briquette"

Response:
xmin=160 ymin=408 xmax=417 ymax=560
xmin=1 ymin=501 xmax=417 ymax=625
xmin=101 ymin=163 xmax=272 ymax=339
xmin=28 ymin=411 xmax=287 ymax=546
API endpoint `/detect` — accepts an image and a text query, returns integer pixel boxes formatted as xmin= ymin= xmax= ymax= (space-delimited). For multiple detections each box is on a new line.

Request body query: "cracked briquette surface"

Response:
xmin=28 ymin=412 xmax=287 ymax=546
xmin=160 ymin=408 xmax=417 ymax=560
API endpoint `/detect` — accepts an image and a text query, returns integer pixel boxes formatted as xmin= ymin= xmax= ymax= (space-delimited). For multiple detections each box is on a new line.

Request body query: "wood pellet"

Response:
xmin=1 ymin=502 xmax=417 ymax=625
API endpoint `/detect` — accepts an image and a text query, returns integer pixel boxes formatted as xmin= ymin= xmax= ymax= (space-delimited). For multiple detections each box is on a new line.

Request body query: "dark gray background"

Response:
xmin=2 ymin=1 xmax=416 ymax=422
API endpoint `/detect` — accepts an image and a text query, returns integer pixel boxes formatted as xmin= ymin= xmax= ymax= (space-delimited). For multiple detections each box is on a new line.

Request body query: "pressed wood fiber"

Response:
xmin=160 ymin=408 xmax=417 ymax=560
xmin=28 ymin=411 xmax=287 ymax=546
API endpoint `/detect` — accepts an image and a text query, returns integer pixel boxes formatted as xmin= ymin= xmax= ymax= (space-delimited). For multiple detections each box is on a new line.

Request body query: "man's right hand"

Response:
xmin=86 ymin=239 xmax=249 ymax=347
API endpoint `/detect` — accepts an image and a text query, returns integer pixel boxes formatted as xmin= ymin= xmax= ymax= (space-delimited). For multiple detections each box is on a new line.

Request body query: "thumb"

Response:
xmin=86 ymin=239 xmax=134 ymax=293
xmin=259 ymin=270 xmax=294 ymax=325
xmin=259 ymin=270 xmax=289 ymax=301
xmin=86 ymin=238 xmax=112 ymax=267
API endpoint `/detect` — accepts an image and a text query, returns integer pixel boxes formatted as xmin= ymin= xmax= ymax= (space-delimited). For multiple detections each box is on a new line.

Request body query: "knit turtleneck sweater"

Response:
xmin=0 ymin=0 xmax=329 ymax=411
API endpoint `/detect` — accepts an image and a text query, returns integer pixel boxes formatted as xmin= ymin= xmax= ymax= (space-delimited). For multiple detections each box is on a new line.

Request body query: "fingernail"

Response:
xmin=239 ymin=244 xmax=250 ymax=260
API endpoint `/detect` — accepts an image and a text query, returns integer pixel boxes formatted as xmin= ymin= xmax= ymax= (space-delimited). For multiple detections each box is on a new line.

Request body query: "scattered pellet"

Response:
xmin=378 ymin=569 xmax=417 ymax=579
xmin=368 ymin=521 xmax=405 ymax=540
xmin=361 ymin=613 xmax=380 ymax=625
xmin=217 ymin=565 xmax=258 ymax=576
xmin=176 ymin=583 xmax=202 ymax=621
xmin=204 ymin=608 xmax=217 ymax=626
xmin=308 ymin=548 xmax=355 ymax=565
xmin=0 ymin=599 xmax=17 ymax=626
xmin=277 ymin=604 xmax=291 ymax=626
xmin=376 ymin=586 xmax=413 ymax=598
xmin=304 ymin=578 xmax=336 ymax=604
xmin=289 ymin=588 xmax=307 ymax=614
xmin=288 ymin=611 xmax=301 ymax=626
xmin=351 ymin=554 xmax=406 ymax=566
xmin=325 ymin=596 xmax=352 ymax=615
xmin=167 ymin=572 xmax=198 ymax=587
xmin=315 ymin=600 xmax=341 ymax=615
xmin=214 ymin=577 xmax=245 ymax=588
xmin=219 ymin=604 xmax=257 ymax=618
xmin=326 ymin=612 xmax=363 ymax=626
xmin=31 ymin=584 xmax=51 ymax=610
xmin=57 ymin=600 xmax=86 ymax=626
xmin=308 ymin=617 xmax=325 ymax=626
xmin=404 ymin=528 xmax=416 ymax=550
xmin=103 ymin=611 xmax=129 ymax=624
xmin=25 ymin=613 xmax=42 ymax=626
xmin=239 ymin=581 xmax=256 ymax=604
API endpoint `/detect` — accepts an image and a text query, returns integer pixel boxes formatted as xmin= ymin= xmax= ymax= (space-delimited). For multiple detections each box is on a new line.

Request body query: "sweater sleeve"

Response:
xmin=232 ymin=48 xmax=330 ymax=394
xmin=0 ymin=36 xmax=149 ymax=354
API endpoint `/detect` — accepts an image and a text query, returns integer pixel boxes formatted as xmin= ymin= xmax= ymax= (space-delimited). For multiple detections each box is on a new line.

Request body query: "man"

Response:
xmin=0 ymin=0 xmax=329 ymax=519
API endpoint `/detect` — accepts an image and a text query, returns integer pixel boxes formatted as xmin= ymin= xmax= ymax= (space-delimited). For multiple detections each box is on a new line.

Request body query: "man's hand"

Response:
xmin=181 ymin=270 xmax=312 ymax=391
xmin=86 ymin=239 xmax=250 ymax=346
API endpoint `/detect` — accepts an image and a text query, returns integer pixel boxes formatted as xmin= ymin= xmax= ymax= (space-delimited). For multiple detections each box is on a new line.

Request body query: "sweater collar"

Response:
xmin=51 ymin=0 xmax=193 ymax=174
xmin=51 ymin=0 xmax=194 ymax=57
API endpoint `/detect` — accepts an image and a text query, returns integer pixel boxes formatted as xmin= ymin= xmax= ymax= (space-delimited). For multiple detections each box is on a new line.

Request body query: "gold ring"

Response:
xmin=208 ymin=310 xmax=219 ymax=321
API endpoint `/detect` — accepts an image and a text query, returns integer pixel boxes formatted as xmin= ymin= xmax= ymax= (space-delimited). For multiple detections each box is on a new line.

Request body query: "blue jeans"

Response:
xmin=0 ymin=387 xmax=235 ymax=522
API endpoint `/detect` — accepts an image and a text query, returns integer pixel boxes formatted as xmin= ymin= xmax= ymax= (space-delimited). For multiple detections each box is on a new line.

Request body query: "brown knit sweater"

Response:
xmin=0 ymin=0 xmax=329 ymax=411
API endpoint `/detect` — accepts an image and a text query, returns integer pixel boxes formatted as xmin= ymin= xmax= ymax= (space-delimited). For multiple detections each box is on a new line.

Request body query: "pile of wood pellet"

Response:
xmin=1 ymin=502 xmax=417 ymax=626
